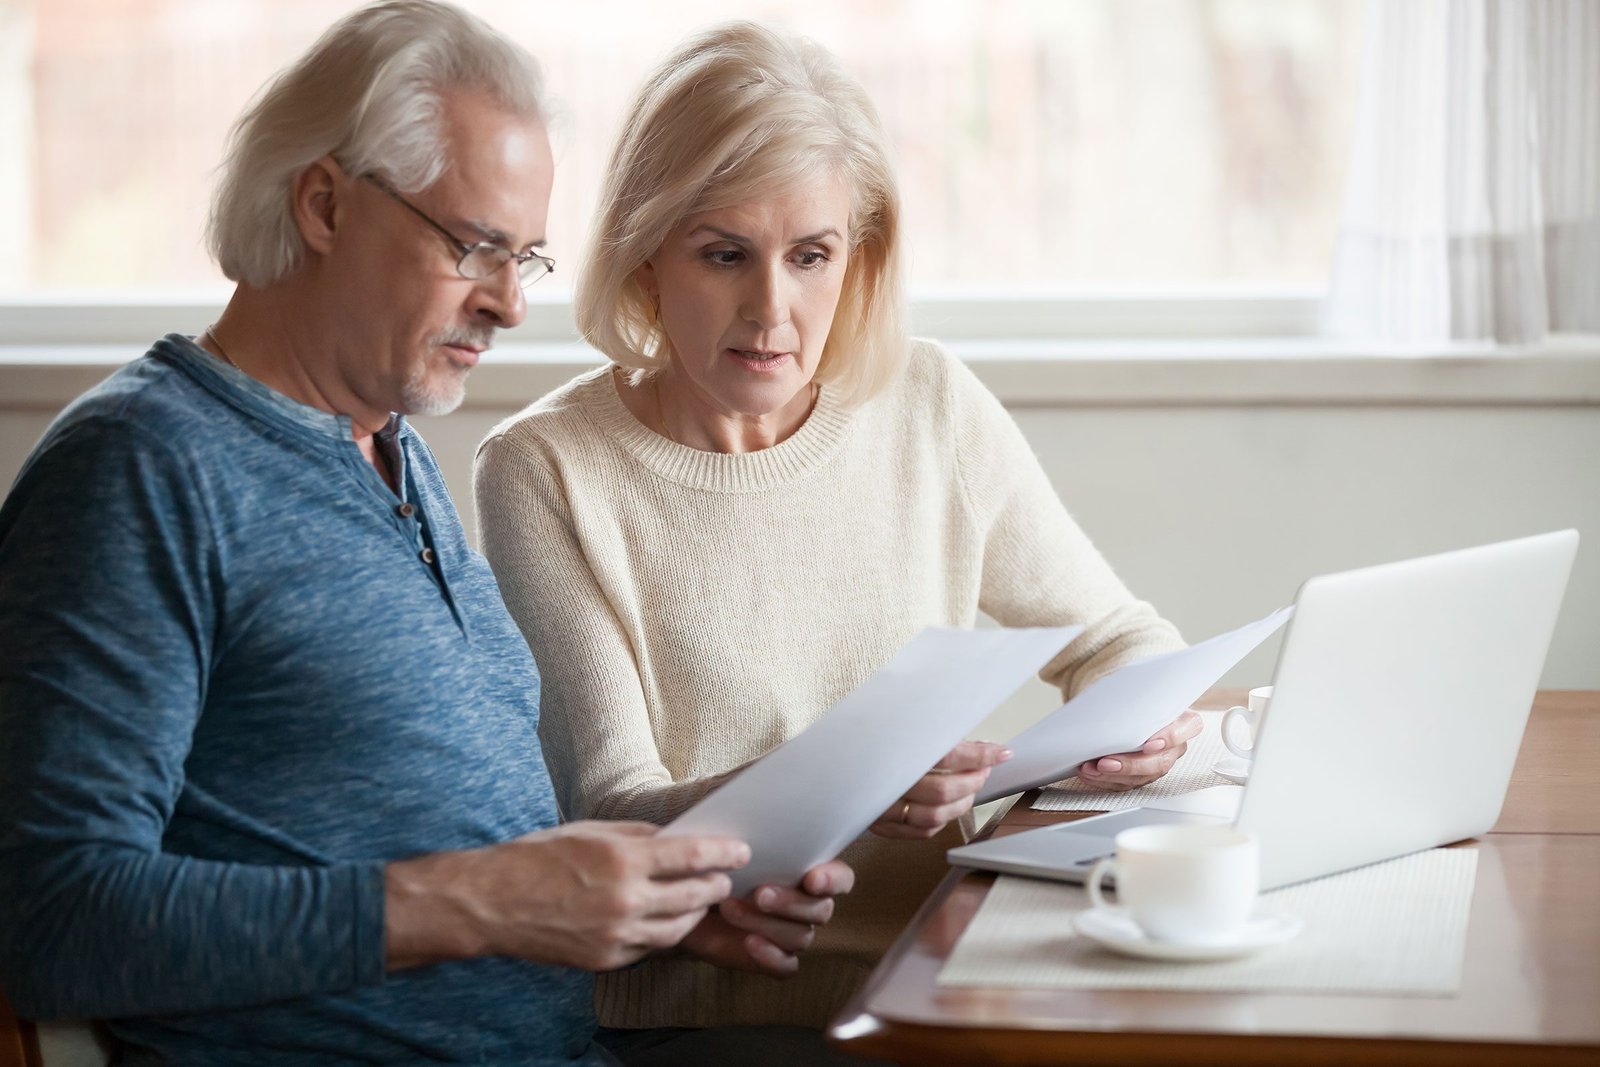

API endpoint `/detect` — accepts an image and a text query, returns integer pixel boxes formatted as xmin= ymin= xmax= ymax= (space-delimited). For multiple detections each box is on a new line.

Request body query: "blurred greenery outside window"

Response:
xmin=0 ymin=0 xmax=1363 ymax=316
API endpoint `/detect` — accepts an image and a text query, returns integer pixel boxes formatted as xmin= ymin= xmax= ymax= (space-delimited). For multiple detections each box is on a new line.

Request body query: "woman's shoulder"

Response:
xmin=885 ymin=339 xmax=1034 ymax=487
xmin=478 ymin=364 xmax=615 ymax=460
xmin=900 ymin=336 xmax=956 ymax=383
xmin=881 ymin=338 xmax=997 ymax=424
xmin=869 ymin=336 xmax=948 ymax=410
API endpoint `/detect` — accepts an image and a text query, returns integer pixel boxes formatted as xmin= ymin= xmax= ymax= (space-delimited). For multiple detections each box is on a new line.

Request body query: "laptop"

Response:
xmin=948 ymin=530 xmax=1580 ymax=890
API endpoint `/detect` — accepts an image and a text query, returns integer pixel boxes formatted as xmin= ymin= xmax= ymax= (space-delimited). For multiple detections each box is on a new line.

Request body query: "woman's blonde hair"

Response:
xmin=575 ymin=21 xmax=907 ymax=407
xmin=207 ymin=0 xmax=546 ymax=288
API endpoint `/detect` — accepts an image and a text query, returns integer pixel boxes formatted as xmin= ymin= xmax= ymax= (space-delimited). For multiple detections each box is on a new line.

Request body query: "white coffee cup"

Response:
xmin=1086 ymin=824 xmax=1260 ymax=944
xmin=1221 ymin=685 xmax=1273 ymax=760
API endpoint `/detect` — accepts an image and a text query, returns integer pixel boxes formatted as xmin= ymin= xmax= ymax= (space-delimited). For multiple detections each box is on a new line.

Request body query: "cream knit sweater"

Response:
xmin=473 ymin=340 xmax=1184 ymax=1030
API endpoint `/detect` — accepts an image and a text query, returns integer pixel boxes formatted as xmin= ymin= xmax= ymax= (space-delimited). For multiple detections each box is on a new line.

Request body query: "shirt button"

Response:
xmin=420 ymin=547 xmax=436 ymax=565
xmin=396 ymin=503 xmax=416 ymax=518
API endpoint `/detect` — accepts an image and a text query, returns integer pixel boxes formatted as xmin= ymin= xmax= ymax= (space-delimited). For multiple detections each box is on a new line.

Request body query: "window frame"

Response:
xmin=0 ymin=288 xmax=1322 ymax=347
xmin=3 ymin=289 xmax=1597 ymax=413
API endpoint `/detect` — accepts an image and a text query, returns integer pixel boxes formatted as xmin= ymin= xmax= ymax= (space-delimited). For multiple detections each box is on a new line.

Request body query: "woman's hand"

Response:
xmin=1076 ymin=709 xmax=1205 ymax=792
xmin=680 ymin=859 xmax=855 ymax=976
xmin=870 ymin=740 xmax=1013 ymax=840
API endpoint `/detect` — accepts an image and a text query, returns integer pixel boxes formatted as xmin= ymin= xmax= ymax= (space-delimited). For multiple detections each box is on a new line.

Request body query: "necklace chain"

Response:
xmin=203 ymin=325 xmax=241 ymax=371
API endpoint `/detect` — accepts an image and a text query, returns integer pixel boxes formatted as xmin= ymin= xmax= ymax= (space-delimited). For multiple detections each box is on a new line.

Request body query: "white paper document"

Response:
xmin=976 ymin=607 xmax=1294 ymax=803
xmin=662 ymin=625 xmax=1082 ymax=894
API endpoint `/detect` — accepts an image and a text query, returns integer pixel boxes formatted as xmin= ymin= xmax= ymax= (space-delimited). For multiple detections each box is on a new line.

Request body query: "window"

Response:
xmin=1 ymin=0 xmax=1365 ymax=334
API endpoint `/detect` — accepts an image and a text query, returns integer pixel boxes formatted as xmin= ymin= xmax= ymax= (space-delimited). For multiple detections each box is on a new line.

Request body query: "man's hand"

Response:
xmin=1076 ymin=709 xmax=1205 ymax=791
xmin=870 ymin=740 xmax=1012 ymax=840
xmin=383 ymin=821 xmax=748 ymax=973
xmin=681 ymin=859 xmax=855 ymax=976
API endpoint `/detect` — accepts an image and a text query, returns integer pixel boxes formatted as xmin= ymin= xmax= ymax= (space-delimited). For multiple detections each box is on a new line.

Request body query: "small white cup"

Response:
xmin=1221 ymin=685 xmax=1273 ymax=760
xmin=1086 ymin=824 xmax=1260 ymax=944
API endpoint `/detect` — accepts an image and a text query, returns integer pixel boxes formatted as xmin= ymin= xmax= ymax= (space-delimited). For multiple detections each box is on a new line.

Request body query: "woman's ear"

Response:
xmin=291 ymin=155 xmax=346 ymax=257
xmin=632 ymin=261 xmax=663 ymax=325
xmin=632 ymin=260 xmax=659 ymax=303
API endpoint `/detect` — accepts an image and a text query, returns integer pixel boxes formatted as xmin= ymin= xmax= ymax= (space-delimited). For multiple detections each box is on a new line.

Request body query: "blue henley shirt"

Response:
xmin=0 ymin=335 xmax=603 ymax=1064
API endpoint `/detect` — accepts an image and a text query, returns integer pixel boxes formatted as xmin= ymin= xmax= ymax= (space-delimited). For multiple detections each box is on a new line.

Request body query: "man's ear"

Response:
xmin=291 ymin=155 xmax=346 ymax=257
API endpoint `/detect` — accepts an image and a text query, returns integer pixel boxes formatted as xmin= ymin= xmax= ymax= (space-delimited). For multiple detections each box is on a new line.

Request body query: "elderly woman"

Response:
xmin=474 ymin=19 xmax=1196 ymax=1055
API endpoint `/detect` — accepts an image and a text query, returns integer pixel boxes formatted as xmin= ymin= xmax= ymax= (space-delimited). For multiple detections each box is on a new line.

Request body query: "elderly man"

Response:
xmin=0 ymin=3 xmax=849 ymax=1064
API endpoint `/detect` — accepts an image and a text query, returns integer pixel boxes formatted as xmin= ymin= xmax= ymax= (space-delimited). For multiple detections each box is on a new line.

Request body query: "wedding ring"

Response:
xmin=900 ymin=800 xmax=912 ymax=823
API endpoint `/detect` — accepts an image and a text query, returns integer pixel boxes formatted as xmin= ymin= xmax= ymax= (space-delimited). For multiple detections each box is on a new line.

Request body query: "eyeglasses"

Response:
xmin=362 ymin=174 xmax=555 ymax=287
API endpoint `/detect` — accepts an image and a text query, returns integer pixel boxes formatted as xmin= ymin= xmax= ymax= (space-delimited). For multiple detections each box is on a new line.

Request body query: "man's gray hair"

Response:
xmin=207 ymin=0 xmax=546 ymax=288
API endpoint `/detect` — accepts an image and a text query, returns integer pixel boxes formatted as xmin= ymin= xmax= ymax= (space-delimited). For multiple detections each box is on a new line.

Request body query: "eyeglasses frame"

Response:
xmin=361 ymin=173 xmax=555 ymax=287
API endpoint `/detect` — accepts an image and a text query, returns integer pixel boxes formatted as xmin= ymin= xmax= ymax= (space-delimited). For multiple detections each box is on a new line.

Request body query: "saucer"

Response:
xmin=1072 ymin=906 xmax=1302 ymax=961
xmin=1212 ymin=755 xmax=1252 ymax=784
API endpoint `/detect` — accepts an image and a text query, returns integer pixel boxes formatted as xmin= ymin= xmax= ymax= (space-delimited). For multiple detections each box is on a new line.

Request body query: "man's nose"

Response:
xmin=468 ymin=262 xmax=527 ymax=329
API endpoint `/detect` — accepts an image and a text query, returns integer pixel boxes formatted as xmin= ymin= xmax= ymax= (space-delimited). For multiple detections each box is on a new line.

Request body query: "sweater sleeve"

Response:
xmin=0 ymin=421 xmax=385 ymax=1021
xmin=938 ymin=345 xmax=1186 ymax=696
xmin=474 ymin=430 xmax=725 ymax=825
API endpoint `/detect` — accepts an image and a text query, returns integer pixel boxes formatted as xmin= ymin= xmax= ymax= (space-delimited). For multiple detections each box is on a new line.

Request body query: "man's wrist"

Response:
xmin=383 ymin=850 xmax=493 ymax=971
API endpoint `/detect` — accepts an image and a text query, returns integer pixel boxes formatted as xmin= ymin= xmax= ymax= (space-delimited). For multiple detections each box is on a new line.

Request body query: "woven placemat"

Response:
xmin=939 ymin=847 xmax=1478 ymax=995
xmin=1032 ymin=710 xmax=1238 ymax=812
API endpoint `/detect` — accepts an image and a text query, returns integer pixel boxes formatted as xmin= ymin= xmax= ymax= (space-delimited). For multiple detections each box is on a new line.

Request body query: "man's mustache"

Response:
xmin=431 ymin=327 xmax=496 ymax=350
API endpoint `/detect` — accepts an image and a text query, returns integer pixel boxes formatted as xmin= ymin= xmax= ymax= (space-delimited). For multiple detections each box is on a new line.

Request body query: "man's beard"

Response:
xmin=400 ymin=328 xmax=493 ymax=416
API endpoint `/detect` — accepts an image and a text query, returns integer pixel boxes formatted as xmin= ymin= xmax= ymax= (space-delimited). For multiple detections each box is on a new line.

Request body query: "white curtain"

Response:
xmin=1327 ymin=0 xmax=1600 ymax=345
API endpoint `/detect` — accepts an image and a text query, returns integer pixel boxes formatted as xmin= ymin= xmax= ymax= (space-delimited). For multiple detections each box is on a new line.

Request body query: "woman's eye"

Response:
xmin=795 ymin=250 xmax=829 ymax=269
xmin=705 ymin=249 xmax=743 ymax=266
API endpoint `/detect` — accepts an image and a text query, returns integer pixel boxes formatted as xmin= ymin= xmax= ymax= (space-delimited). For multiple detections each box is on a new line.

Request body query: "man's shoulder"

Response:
xmin=0 ymin=343 xmax=227 ymax=545
xmin=48 ymin=337 xmax=226 ymax=453
xmin=6 ymin=337 xmax=255 ymax=517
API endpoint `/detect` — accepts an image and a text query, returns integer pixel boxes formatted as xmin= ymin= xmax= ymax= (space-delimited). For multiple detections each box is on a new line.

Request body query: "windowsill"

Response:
xmin=2 ymin=335 xmax=1598 ymax=409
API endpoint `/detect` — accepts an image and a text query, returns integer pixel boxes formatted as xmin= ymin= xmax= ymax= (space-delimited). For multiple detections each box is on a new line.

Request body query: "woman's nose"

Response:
xmin=740 ymin=261 xmax=789 ymax=330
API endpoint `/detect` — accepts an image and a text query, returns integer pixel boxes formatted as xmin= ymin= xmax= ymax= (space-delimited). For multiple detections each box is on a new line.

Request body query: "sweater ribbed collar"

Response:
xmin=578 ymin=365 xmax=854 ymax=493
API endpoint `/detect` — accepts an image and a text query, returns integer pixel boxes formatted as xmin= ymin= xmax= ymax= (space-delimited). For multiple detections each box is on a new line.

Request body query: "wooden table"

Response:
xmin=828 ymin=690 xmax=1600 ymax=1067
